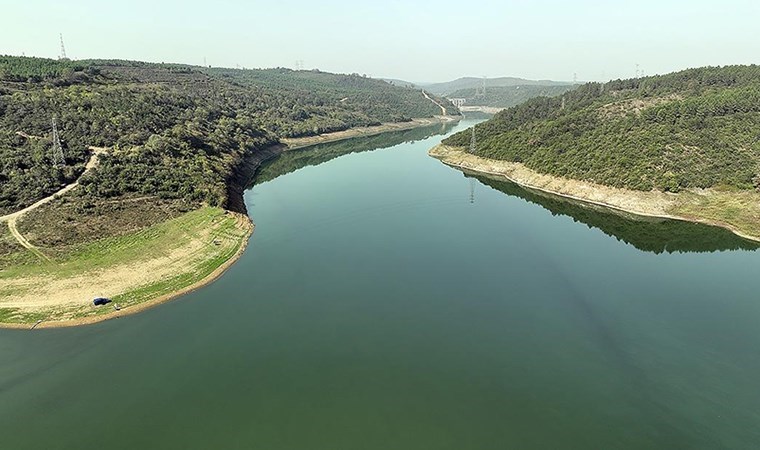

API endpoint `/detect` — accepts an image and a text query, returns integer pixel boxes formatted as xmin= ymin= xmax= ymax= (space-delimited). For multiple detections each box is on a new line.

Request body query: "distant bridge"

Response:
xmin=449 ymin=98 xmax=467 ymax=107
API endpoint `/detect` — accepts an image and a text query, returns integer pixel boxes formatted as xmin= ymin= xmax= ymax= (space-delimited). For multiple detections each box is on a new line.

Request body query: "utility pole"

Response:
xmin=51 ymin=117 xmax=65 ymax=167
xmin=59 ymin=33 xmax=69 ymax=61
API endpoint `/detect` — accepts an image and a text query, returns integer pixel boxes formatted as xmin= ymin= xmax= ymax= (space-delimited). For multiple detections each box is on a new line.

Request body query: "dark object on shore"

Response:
xmin=113 ymin=303 xmax=121 ymax=311
xmin=93 ymin=297 xmax=111 ymax=306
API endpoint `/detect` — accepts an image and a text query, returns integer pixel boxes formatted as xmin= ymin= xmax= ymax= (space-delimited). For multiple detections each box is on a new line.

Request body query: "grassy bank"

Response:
xmin=0 ymin=207 xmax=252 ymax=328
xmin=430 ymin=145 xmax=760 ymax=243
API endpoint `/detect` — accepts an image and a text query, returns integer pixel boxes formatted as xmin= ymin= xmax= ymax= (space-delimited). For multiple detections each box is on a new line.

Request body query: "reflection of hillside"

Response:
xmin=472 ymin=173 xmax=759 ymax=254
xmin=253 ymin=122 xmax=457 ymax=185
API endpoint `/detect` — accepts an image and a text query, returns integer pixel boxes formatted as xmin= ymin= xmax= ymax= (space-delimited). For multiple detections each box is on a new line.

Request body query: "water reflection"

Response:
xmin=253 ymin=121 xmax=458 ymax=185
xmin=471 ymin=172 xmax=759 ymax=254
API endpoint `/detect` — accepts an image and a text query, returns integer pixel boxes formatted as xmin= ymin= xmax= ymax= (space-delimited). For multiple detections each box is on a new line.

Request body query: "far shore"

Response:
xmin=430 ymin=144 xmax=760 ymax=244
xmin=282 ymin=116 xmax=460 ymax=151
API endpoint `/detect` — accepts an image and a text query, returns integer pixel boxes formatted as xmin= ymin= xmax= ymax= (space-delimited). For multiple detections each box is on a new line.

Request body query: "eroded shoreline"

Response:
xmin=430 ymin=144 xmax=760 ymax=244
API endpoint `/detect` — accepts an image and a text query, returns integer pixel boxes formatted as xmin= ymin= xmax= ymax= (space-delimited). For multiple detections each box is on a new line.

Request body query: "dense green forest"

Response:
xmin=0 ymin=56 xmax=457 ymax=215
xmin=449 ymin=84 xmax=576 ymax=108
xmin=444 ymin=65 xmax=760 ymax=192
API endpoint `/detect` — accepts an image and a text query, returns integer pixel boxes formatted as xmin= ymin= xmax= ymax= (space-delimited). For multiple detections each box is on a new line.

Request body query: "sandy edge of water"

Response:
xmin=0 ymin=215 xmax=254 ymax=330
xmin=430 ymin=144 xmax=760 ymax=244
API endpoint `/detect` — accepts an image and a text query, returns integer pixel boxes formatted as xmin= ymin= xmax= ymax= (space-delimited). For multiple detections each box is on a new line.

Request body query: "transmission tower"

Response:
xmin=59 ymin=33 xmax=69 ymax=61
xmin=469 ymin=126 xmax=477 ymax=154
xmin=51 ymin=117 xmax=65 ymax=167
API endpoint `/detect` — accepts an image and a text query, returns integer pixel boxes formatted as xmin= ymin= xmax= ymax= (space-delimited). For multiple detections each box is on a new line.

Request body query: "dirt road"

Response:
xmin=0 ymin=147 xmax=106 ymax=258
xmin=422 ymin=90 xmax=448 ymax=116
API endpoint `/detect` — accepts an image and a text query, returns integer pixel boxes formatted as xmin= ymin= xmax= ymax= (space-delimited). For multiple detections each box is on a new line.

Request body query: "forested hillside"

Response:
xmin=444 ymin=65 xmax=760 ymax=192
xmin=0 ymin=56 xmax=457 ymax=215
xmin=448 ymin=84 xmax=576 ymax=108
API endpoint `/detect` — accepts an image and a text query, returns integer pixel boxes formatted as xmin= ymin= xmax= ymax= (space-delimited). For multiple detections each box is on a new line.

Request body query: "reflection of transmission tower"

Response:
xmin=59 ymin=33 xmax=69 ymax=61
xmin=469 ymin=178 xmax=475 ymax=204
xmin=51 ymin=117 xmax=65 ymax=167
xmin=469 ymin=126 xmax=477 ymax=154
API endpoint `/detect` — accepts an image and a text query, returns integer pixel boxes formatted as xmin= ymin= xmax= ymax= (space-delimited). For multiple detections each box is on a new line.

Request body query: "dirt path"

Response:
xmin=7 ymin=217 xmax=51 ymax=262
xmin=422 ymin=90 xmax=448 ymax=116
xmin=0 ymin=147 xmax=106 ymax=258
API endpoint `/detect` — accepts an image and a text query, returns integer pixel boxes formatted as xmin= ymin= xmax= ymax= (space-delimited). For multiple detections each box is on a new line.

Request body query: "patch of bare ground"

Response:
xmin=598 ymin=94 xmax=682 ymax=119
xmin=16 ymin=194 xmax=191 ymax=252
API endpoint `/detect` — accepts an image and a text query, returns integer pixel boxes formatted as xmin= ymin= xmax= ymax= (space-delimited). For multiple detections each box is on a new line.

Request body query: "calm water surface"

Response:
xmin=1 ymin=120 xmax=759 ymax=449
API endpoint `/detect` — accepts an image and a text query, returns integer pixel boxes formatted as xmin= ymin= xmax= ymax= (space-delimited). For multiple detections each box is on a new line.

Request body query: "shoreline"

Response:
xmin=0 ymin=117 xmax=460 ymax=330
xmin=429 ymin=144 xmax=760 ymax=244
xmin=0 ymin=212 xmax=254 ymax=330
xmin=282 ymin=116 xmax=460 ymax=150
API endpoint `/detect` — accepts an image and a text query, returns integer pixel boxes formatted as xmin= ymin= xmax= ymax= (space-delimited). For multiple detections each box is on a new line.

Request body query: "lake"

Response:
xmin=1 ymin=119 xmax=759 ymax=449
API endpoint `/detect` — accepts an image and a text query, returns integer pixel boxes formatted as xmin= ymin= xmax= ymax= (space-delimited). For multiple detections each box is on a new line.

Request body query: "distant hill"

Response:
xmin=448 ymin=84 xmax=577 ymax=109
xmin=424 ymin=77 xmax=571 ymax=96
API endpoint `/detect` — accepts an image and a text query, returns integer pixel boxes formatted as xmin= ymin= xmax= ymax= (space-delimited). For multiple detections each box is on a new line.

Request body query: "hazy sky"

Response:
xmin=2 ymin=0 xmax=759 ymax=82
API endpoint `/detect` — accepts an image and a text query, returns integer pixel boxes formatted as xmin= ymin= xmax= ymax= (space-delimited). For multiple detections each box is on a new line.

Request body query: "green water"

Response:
xmin=1 ymin=120 xmax=760 ymax=449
